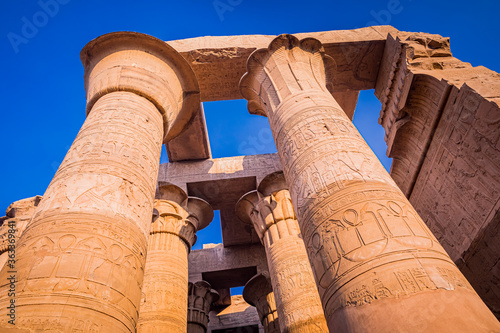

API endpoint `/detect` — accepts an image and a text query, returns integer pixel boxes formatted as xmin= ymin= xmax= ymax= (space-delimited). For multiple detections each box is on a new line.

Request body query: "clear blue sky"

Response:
xmin=1 ymin=1 xmax=499 ymax=250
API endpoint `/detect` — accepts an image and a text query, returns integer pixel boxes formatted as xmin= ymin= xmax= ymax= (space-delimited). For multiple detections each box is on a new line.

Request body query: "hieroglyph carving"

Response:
xmin=3 ymin=91 xmax=162 ymax=332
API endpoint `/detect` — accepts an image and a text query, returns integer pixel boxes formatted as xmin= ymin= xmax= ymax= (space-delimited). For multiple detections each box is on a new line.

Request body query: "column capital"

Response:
xmin=257 ymin=171 xmax=288 ymax=196
xmin=236 ymin=191 xmax=269 ymax=241
xmin=81 ymin=31 xmax=200 ymax=142
xmin=243 ymin=272 xmax=280 ymax=333
xmin=153 ymin=183 xmax=213 ymax=248
xmin=187 ymin=281 xmax=219 ymax=333
xmin=236 ymin=190 xmax=296 ymax=243
xmin=236 ymin=173 xmax=296 ymax=242
xmin=239 ymin=34 xmax=335 ymax=117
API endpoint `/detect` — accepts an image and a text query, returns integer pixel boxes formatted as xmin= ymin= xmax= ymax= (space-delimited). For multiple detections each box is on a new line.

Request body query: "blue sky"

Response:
xmin=1 ymin=1 xmax=499 ymax=252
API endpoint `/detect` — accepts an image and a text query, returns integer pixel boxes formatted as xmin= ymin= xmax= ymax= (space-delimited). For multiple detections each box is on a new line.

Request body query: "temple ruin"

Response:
xmin=0 ymin=26 xmax=499 ymax=332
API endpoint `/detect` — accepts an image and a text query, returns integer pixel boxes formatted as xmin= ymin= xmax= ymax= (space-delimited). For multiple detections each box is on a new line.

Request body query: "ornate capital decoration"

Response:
xmin=236 ymin=172 xmax=298 ymax=243
xmin=187 ymin=281 xmax=219 ymax=332
xmin=239 ymin=34 xmax=336 ymax=117
xmin=236 ymin=190 xmax=296 ymax=242
xmin=153 ymin=183 xmax=213 ymax=248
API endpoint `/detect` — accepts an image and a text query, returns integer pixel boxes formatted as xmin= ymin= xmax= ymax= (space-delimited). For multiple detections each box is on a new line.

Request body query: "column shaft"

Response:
xmin=274 ymin=88 xmax=499 ymax=332
xmin=263 ymin=221 xmax=327 ymax=332
xmin=138 ymin=232 xmax=189 ymax=332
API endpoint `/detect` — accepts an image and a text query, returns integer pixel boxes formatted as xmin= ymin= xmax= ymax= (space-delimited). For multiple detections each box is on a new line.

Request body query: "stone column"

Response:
xmin=237 ymin=172 xmax=328 ymax=332
xmin=239 ymin=34 xmax=500 ymax=332
xmin=137 ymin=184 xmax=213 ymax=333
xmin=0 ymin=32 xmax=200 ymax=332
xmin=243 ymin=272 xmax=280 ymax=333
xmin=187 ymin=281 xmax=219 ymax=333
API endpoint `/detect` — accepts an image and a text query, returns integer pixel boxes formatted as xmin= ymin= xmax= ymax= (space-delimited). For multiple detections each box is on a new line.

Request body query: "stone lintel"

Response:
xmin=167 ymin=26 xmax=396 ymax=101
xmin=164 ymin=91 xmax=357 ymax=162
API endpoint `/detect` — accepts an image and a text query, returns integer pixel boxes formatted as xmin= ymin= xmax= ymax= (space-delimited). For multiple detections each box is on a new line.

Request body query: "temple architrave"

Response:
xmin=0 ymin=26 xmax=499 ymax=332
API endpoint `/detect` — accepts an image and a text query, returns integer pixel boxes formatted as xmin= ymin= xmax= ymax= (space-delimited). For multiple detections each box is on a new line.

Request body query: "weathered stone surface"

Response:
xmin=375 ymin=31 xmax=500 ymax=318
xmin=188 ymin=243 xmax=268 ymax=289
xmin=5 ymin=196 xmax=42 ymax=220
xmin=0 ymin=196 xmax=41 ymax=271
xmin=236 ymin=172 xmax=328 ymax=332
xmin=460 ymin=208 xmax=500 ymax=319
xmin=375 ymin=31 xmax=500 ymax=196
xmin=240 ymin=33 xmax=500 ymax=332
xmin=207 ymin=295 xmax=263 ymax=333
xmin=159 ymin=154 xmax=282 ymax=191
xmin=243 ymin=272 xmax=280 ymax=333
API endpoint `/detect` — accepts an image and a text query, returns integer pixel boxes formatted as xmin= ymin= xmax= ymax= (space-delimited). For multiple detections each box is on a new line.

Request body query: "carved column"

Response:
xmin=243 ymin=272 xmax=280 ymax=333
xmin=237 ymin=172 xmax=328 ymax=332
xmin=138 ymin=184 xmax=213 ymax=332
xmin=239 ymin=34 xmax=500 ymax=332
xmin=187 ymin=281 xmax=219 ymax=333
xmin=0 ymin=32 xmax=200 ymax=332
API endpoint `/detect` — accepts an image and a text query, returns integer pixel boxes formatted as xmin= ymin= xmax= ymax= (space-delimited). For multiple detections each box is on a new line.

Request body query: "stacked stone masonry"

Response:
xmin=0 ymin=26 xmax=499 ymax=332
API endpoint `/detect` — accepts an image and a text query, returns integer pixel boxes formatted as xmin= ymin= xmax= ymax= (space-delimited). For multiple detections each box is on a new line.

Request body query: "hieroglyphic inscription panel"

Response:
xmin=409 ymin=83 xmax=500 ymax=317
xmin=271 ymin=91 xmax=457 ymax=303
